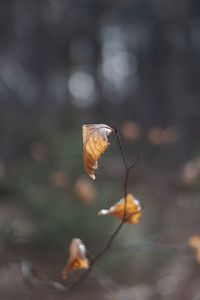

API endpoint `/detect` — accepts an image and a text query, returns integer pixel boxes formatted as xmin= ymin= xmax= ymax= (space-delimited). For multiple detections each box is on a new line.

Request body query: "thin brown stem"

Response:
xmin=112 ymin=126 xmax=128 ymax=171
xmin=69 ymin=220 xmax=125 ymax=291
xmin=69 ymin=126 xmax=141 ymax=290
xmin=112 ymin=126 xmax=129 ymax=220
xmin=113 ymin=126 xmax=142 ymax=221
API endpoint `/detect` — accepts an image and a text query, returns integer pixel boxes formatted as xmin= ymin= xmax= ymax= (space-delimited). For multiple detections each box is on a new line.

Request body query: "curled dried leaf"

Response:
xmin=82 ymin=124 xmax=113 ymax=180
xmin=188 ymin=234 xmax=200 ymax=263
xmin=98 ymin=193 xmax=142 ymax=224
xmin=62 ymin=238 xmax=89 ymax=280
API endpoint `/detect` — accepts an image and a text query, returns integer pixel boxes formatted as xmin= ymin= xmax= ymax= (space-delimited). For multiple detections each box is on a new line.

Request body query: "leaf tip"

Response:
xmin=98 ymin=209 xmax=109 ymax=216
xmin=90 ymin=174 xmax=96 ymax=180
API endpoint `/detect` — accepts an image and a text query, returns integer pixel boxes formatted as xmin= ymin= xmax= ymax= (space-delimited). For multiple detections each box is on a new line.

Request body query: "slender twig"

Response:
xmin=69 ymin=126 xmax=141 ymax=290
xmin=113 ymin=126 xmax=142 ymax=220
xmin=112 ymin=126 xmax=128 ymax=172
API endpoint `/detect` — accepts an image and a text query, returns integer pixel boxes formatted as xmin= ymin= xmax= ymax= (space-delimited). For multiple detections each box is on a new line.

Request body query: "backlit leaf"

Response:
xmin=82 ymin=124 xmax=113 ymax=180
xmin=62 ymin=238 xmax=89 ymax=280
xmin=98 ymin=193 xmax=142 ymax=224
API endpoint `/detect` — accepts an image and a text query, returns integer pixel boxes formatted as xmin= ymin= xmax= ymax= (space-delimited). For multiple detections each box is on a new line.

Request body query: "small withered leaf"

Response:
xmin=62 ymin=238 xmax=89 ymax=280
xmin=82 ymin=124 xmax=113 ymax=180
xmin=98 ymin=193 xmax=142 ymax=224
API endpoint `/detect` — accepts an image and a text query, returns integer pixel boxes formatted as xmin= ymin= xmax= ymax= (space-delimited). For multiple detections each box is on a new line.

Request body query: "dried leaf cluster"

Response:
xmin=62 ymin=124 xmax=142 ymax=282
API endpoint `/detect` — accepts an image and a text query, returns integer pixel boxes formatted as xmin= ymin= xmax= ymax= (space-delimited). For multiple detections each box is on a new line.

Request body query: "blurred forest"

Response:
xmin=1 ymin=0 xmax=200 ymax=299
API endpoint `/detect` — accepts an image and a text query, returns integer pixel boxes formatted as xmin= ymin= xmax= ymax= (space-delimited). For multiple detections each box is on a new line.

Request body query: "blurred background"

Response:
xmin=0 ymin=0 xmax=200 ymax=299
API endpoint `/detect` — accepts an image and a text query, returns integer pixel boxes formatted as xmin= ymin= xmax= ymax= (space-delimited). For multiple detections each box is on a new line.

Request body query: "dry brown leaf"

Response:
xmin=62 ymin=238 xmax=89 ymax=280
xmin=98 ymin=193 xmax=142 ymax=224
xmin=82 ymin=124 xmax=113 ymax=180
xmin=188 ymin=234 xmax=200 ymax=263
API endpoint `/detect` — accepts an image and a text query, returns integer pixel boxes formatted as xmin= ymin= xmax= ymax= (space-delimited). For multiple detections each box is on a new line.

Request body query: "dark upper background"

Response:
xmin=0 ymin=1 xmax=200 ymax=300
xmin=0 ymin=0 xmax=200 ymax=165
